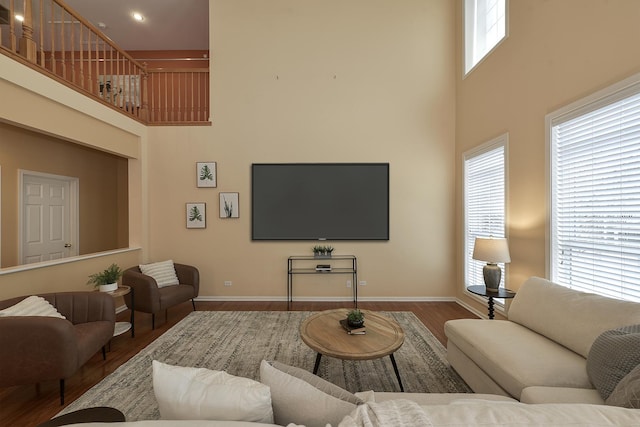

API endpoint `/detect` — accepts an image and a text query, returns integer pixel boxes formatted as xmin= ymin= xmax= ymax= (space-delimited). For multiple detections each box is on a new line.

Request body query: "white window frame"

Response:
xmin=464 ymin=134 xmax=509 ymax=291
xmin=546 ymin=72 xmax=640 ymax=302
xmin=463 ymin=0 xmax=508 ymax=76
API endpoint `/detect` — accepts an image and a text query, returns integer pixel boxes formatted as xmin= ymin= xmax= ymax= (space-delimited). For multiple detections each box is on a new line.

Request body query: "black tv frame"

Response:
xmin=251 ymin=163 xmax=390 ymax=241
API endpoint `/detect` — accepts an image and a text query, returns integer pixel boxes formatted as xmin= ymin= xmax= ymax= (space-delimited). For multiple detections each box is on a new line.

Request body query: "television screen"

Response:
xmin=251 ymin=163 xmax=389 ymax=240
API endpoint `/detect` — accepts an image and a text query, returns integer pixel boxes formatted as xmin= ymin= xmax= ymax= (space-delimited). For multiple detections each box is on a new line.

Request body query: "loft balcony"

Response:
xmin=0 ymin=0 xmax=210 ymax=125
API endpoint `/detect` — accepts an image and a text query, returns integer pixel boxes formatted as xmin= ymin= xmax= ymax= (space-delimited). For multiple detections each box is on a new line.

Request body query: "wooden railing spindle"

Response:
xmin=38 ymin=0 xmax=44 ymax=67
xmin=79 ymin=24 xmax=84 ymax=88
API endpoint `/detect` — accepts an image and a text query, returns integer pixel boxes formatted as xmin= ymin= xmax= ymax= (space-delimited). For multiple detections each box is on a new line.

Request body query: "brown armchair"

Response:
xmin=122 ymin=263 xmax=199 ymax=329
xmin=0 ymin=292 xmax=115 ymax=405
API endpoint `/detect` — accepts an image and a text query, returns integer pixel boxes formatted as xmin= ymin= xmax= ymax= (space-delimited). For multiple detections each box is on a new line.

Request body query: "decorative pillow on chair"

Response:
xmin=259 ymin=360 xmax=363 ymax=427
xmin=139 ymin=260 xmax=179 ymax=288
xmin=152 ymin=360 xmax=273 ymax=423
xmin=0 ymin=295 xmax=65 ymax=319
xmin=587 ymin=324 xmax=640 ymax=400
xmin=606 ymin=364 xmax=640 ymax=408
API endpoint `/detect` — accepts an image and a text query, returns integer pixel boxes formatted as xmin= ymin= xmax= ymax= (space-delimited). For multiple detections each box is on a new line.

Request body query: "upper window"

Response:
xmin=464 ymin=0 xmax=507 ymax=75
xmin=549 ymin=74 xmax=640 ymax=302
xmin=464 ymin=136 xmax=508 ymax=288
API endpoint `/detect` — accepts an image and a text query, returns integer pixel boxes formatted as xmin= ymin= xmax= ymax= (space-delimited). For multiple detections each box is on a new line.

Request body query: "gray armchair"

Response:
xmin=122 ymin=263 xmax=199 ymax=329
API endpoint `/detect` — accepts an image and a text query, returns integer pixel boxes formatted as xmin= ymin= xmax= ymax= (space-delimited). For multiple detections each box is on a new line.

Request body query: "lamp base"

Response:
xmin=483 ymin=263 xmax=501 ymax=292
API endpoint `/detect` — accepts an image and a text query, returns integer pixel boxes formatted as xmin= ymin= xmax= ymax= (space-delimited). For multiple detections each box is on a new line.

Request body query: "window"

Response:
xmin=464 ymin=0 xmax=507 ymax=75
xmin=464 ymin=136 xmax=508 ymax=287
xmin=549 ymin=74 xmax=640 ymax=302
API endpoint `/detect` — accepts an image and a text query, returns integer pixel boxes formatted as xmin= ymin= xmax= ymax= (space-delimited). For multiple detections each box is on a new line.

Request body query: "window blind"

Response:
xmin=551 ymin=88 xmax=640 ymax=302
xmin=465 ymin=143 xmax=506 ymax=287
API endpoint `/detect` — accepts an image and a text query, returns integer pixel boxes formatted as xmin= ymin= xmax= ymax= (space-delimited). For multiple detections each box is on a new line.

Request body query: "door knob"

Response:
xmin=64 ymin=243 xmax=72 ymax=248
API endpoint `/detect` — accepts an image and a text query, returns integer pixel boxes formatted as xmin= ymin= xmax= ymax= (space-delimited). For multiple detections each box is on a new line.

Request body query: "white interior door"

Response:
xmin=20 ymin=171 xmax=78 ymax=264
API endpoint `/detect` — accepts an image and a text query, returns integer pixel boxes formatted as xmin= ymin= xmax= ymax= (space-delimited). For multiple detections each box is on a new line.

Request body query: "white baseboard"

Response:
xmin=194 ymin=295 xmax=457 ymax=303
xmin=454 ymin=298 xmax=487 ymax=319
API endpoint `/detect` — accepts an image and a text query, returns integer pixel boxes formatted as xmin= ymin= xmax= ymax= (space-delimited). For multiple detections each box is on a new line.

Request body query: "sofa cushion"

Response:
xmin=587 ymin=324 xmax=640 ymax=400
xmin=606 ymin=364 xmax=640 ymax=408
xmin=520 ymin=386 xmax=604 ymax=404
xmin=508 ymin=277 xmax=640 ymax=358
xmin=259 ymin=360 xmax=363 ymax=427
xmin=444 ymin=319 xmax=590 ymax=399
xmin=372 ymin=392 xmax=515 ymax=405
xmin=139 ymin=260 xmax=179 ymax=288
xmin=0 ymin=295 xmax=66 ymax=319
xmin=152 ymin=360 xmax=273 ymax=423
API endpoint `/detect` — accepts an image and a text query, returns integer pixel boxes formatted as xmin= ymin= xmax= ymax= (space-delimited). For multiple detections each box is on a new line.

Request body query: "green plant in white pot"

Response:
xmin=87 ymin=263 xmax=123 ymax=292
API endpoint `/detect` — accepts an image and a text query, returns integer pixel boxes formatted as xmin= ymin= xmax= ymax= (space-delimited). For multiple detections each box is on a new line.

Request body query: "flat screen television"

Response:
xmin=251 ymin=163 xmax=389 ymax=241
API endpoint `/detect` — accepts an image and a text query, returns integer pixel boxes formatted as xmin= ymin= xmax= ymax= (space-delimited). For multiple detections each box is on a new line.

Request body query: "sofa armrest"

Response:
xmin=123 ymin=268 xmax=161 ymax=313
xmin=0 ymin=316 xmax=78 ymax=386
xmin=174 ymin=263 xmax=199 ymax=297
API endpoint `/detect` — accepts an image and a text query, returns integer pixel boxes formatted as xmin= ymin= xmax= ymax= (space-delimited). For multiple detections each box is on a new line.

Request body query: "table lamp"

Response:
xmin=472 ymin=237 xmax=511 ymax=292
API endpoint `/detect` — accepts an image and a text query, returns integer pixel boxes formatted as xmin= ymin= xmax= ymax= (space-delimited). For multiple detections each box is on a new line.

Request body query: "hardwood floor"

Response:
xmin=0 ymin=300 xmax=477 ymax=427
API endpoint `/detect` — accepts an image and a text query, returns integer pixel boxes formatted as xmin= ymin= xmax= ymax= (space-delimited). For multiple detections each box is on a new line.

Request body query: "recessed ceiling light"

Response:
xmin=15 ymin=14 xmax=24 ymax=22
xmin=132 ymin=12 xmax=144 ymax=22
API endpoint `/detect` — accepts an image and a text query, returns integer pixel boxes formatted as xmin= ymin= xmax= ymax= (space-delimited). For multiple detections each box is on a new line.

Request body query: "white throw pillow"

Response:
xmin=152 ymin=360 xmax=273 ymax=423
xmin=0 ymin=295 xmax=65 ymax=319
xmin=259 ymin=360 xmax=363 ymax=427
xmin=139 ymin=260 xmax=179 ymax=288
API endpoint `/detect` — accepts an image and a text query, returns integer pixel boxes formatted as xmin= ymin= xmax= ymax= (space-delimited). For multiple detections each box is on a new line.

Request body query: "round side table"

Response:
xmin=104 ymin=285 xmax=134 ymax=337
xmin=467 ymin=285 xmax=516 ymax=320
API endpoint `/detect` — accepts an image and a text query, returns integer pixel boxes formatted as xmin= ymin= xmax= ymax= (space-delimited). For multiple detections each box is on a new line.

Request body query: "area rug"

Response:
xmin=60 ymin=311 xmax=471 ymax=421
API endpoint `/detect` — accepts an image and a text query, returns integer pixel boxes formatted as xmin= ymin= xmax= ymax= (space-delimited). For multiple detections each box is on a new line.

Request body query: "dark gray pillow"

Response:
xmin=606 ymin=364 xmax=640 ymax=408
xmin=587 ymin=324 xmax=640 ymax=400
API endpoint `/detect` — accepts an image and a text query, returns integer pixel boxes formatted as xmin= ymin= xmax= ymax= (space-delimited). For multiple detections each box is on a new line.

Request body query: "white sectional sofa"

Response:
xmin=49 ymin=393 xmax=640 ymax=427
xmin=445 ymin=277 xmax=640 ymax=404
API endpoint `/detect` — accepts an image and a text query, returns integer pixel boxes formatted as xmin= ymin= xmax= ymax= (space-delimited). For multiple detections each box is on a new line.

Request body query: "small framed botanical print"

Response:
xmin=219 ymin=192 xmax=239 ymax=218
xmin=186 ymin=203 xmax=206 ymax=228
xmin=196 ymin=162 xmax=217 ymax=188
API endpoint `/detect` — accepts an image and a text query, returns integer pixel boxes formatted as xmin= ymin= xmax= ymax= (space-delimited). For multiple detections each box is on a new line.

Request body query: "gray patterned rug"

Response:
xmin=59 ymin=311 xmax=471 ymax=421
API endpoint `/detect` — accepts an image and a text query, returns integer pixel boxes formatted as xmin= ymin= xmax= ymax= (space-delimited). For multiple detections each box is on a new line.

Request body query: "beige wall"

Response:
xmin=144 ymin=0 xmax=457 ymax=300
xmin=0 ymin=54 xmax=146 ymax=300
xmin=455 ymin=0 xmax=640 ymax=312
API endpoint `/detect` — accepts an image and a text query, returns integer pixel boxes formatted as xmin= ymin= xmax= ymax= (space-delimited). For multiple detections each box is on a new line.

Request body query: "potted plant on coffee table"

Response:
xmin=346 ymin=309 xmax=365 ymax=328
xmin=87 ymin=263 xmax=123 ymax=292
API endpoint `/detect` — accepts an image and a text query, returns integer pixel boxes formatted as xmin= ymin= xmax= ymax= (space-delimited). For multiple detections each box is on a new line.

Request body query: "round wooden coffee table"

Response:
xmin=300 ymin=308 xmax=405 ymax=391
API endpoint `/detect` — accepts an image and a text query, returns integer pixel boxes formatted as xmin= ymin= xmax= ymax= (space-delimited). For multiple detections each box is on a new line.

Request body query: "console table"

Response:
xmin=287 ymin=255 xmax=357 ymax=310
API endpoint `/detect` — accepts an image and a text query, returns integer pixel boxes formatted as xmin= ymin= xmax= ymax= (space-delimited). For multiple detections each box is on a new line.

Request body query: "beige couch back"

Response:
xmin=508 ymin=277 xmax=640 ymax=357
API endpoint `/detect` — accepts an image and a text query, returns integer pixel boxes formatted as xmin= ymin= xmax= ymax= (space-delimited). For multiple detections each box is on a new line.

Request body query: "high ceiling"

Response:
xmin=64 ymin=0 xmax=209 ymax=51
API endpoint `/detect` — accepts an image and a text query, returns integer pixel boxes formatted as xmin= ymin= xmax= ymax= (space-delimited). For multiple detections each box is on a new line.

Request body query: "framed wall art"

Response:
xmin=219 ymin=192 xmax=239 ymax=218
xmin=196 ymin=162 xmax=217 ymax=188
xmin=186 ymin=203 xmax=206 ymax=228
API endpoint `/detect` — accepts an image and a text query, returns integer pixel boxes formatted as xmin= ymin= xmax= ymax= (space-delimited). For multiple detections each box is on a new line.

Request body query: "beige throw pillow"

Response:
xmin=139 ymin=260 xmax=179 ymax=288
xmin=259 ymin=360 xmax=363 ymax=427
xmin=0 ymin=295 xmax=65 ymax=319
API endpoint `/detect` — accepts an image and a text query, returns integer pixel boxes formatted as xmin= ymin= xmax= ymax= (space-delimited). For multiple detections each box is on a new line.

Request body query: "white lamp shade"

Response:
xmin=472 ymin=237 xmax=511 ymax=263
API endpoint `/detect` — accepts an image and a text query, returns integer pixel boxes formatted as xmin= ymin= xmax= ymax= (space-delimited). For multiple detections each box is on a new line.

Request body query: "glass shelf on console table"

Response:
xmin=287 ymin=255 xmax=358 ymax=310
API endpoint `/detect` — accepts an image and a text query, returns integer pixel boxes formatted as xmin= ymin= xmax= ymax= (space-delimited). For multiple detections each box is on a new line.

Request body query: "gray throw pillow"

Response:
xmin=606 ymin=364 xmax=640 ymax=408
xmin=587 ymin=324 xmax=640 ymax=400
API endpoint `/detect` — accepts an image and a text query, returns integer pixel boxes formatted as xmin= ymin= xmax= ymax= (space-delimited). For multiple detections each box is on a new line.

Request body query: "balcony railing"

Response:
xmin=0 ymin=0 xmax=209 ymax=125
